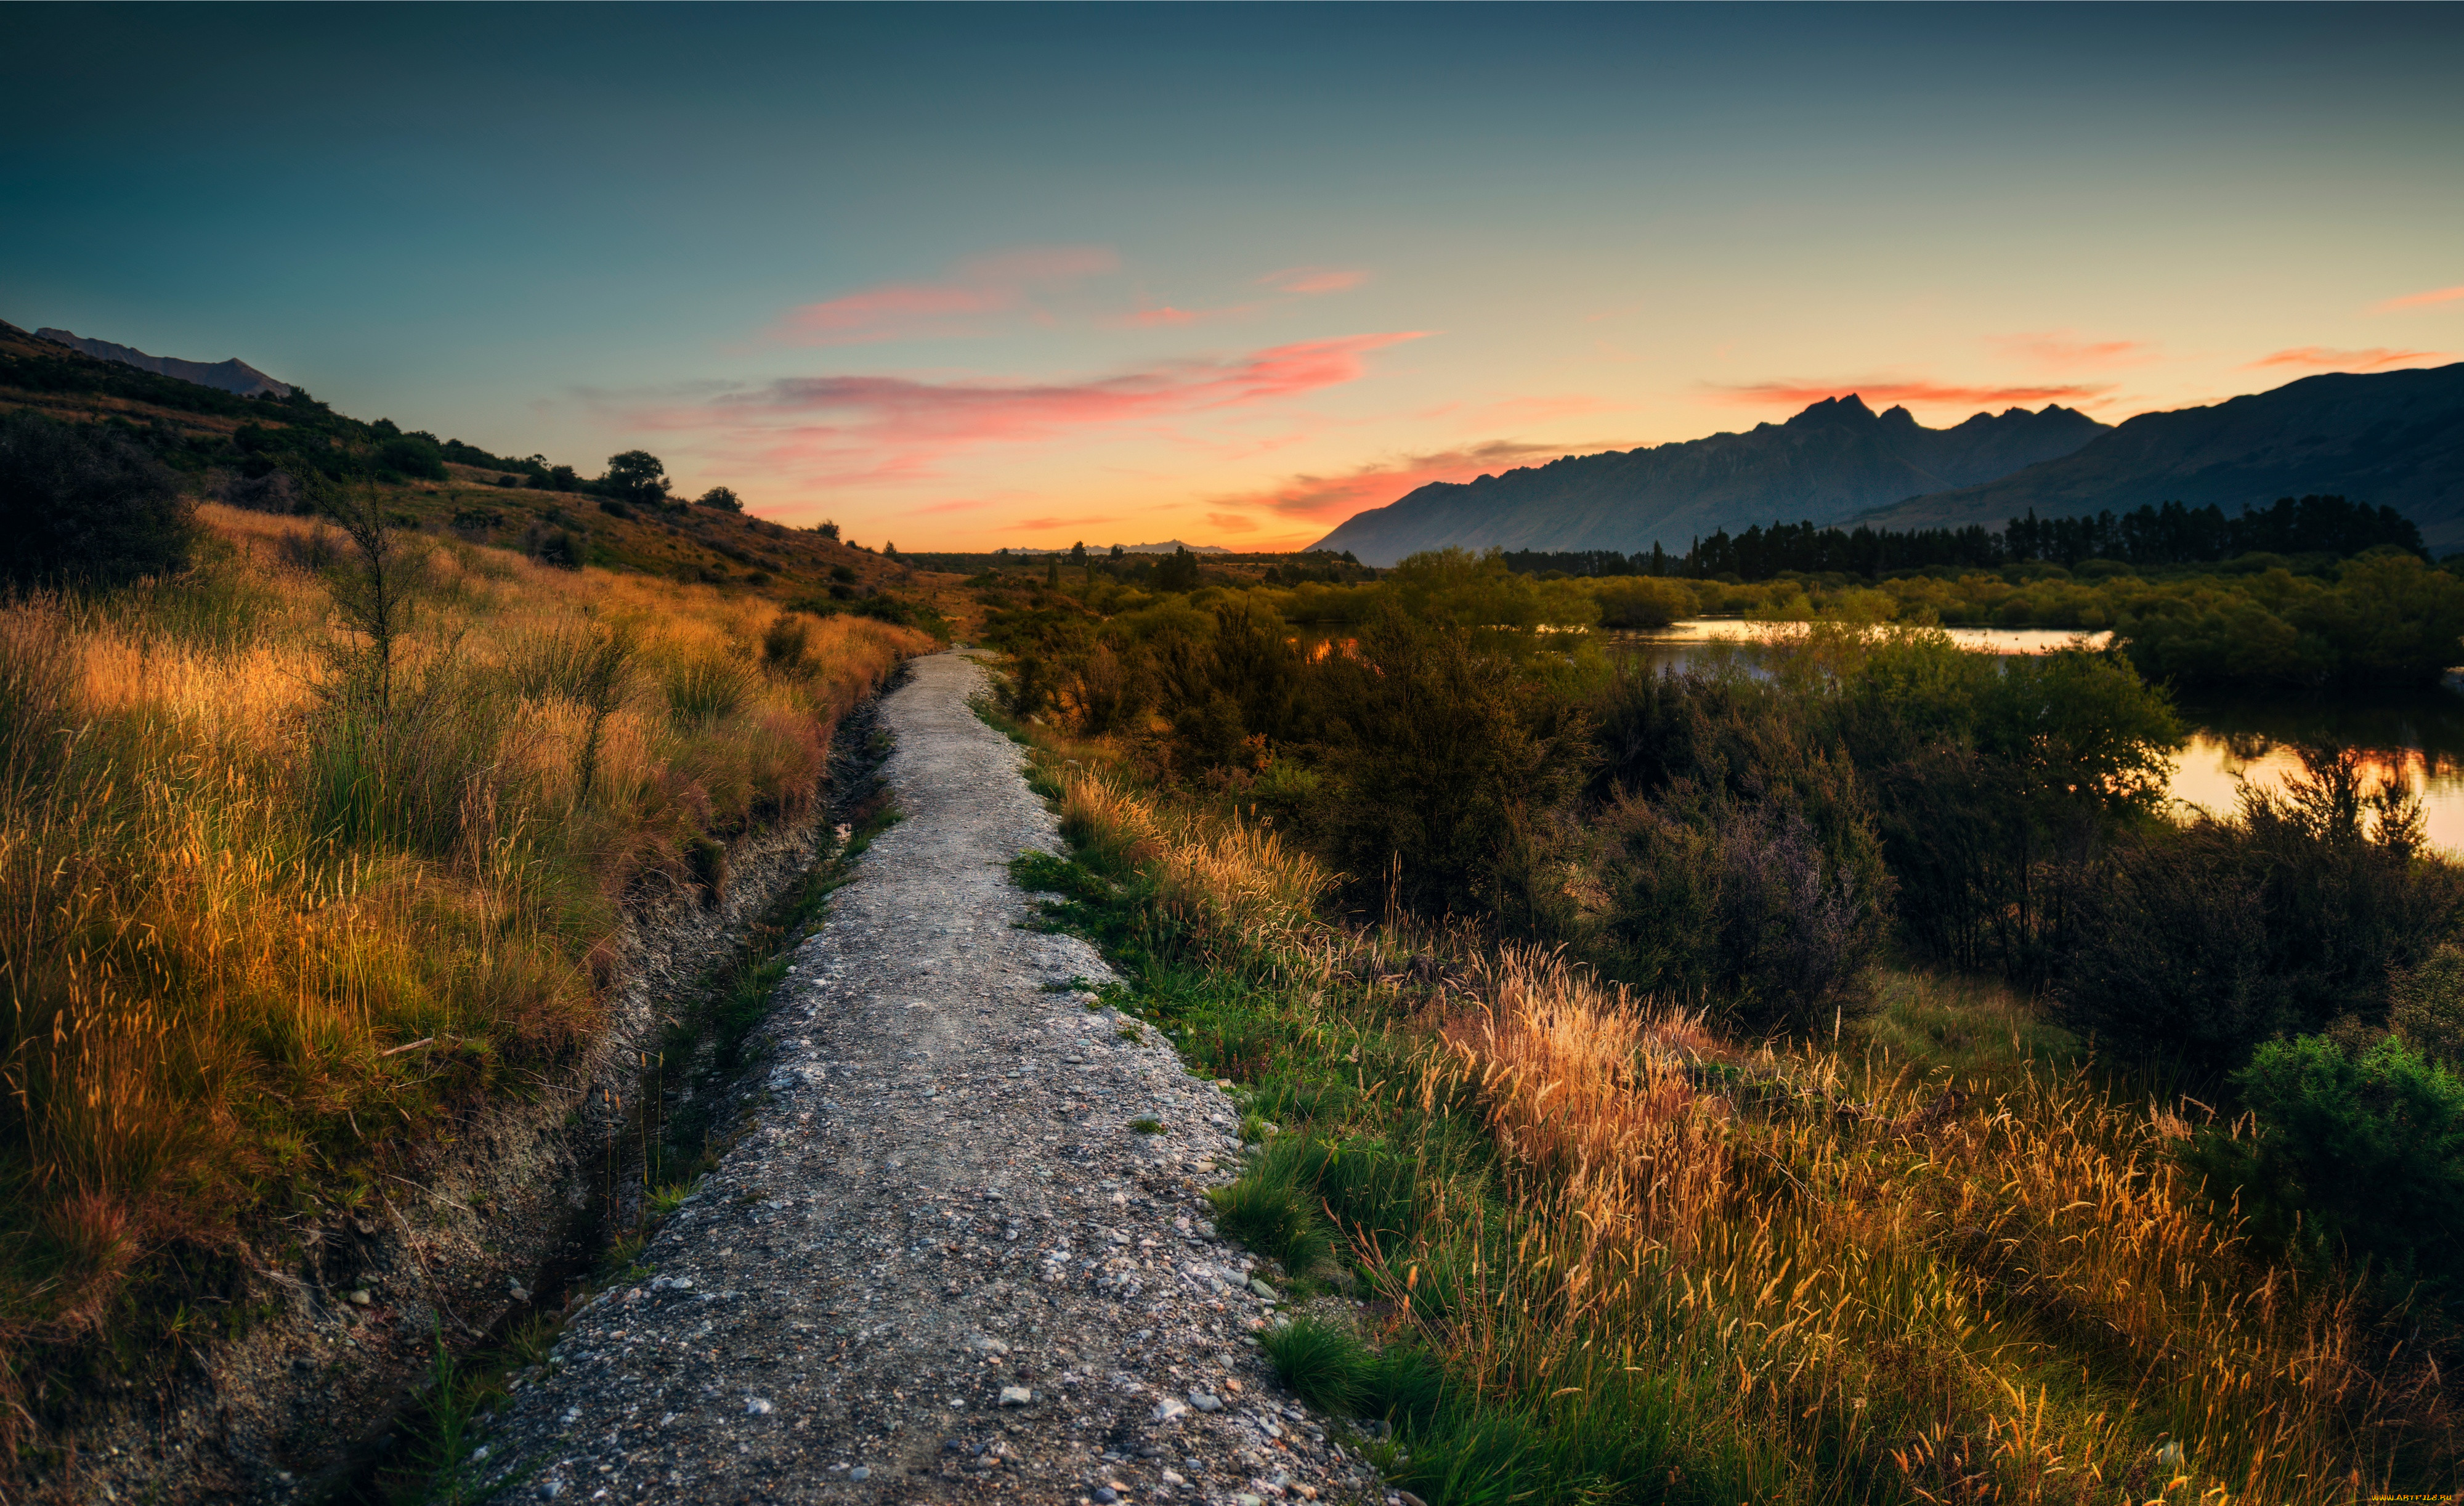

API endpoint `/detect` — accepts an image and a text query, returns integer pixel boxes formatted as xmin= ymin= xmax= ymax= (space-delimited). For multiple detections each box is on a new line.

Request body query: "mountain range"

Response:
xmin=1849 ymin=364 xmax=2464 ymax=552
xmin=33 ymin=326 xmax=293 ymax=399
xmin=1310 ymin=362 xmax=2464 ymax=564
xmin=1310 ymin=399 xmax=2107 ymax=565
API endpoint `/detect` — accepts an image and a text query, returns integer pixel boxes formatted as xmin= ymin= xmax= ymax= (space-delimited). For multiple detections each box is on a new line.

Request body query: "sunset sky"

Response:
xmin=7 ymin=4 xmax=2461 ymax=550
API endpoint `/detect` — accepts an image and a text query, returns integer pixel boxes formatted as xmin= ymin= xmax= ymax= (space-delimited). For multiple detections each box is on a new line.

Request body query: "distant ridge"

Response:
xmin=1308 ymin=398 xmax=2106 ymax=566
xmin=34 ymin=326 xmax=293 ymax=399
xmin=1853 ymin=363 xmax=2464 ymax=553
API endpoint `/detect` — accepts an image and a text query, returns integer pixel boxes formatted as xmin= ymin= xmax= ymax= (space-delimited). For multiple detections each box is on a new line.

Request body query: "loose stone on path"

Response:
xmin=477 ymin=651 xmax=1387 ymax=1504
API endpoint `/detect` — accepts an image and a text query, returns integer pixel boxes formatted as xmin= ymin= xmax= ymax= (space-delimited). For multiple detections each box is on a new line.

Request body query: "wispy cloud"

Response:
xmin=620 ymin=332 xmax=1430 ymax=487
xmin=1985 ymin=332 xmax=2159 ymax=370
xmin=2247 ymin=345 xmax=2450 ymax=372
xmin=1104 ymin=266 xmax=1370 ymax=330
xmin=1112 ymin=300 xmax=1271 ymax=330
xmin=1710 ymin=378 xmax=2113 ymax=410
xmin=1011 ymin=515 xmax=1116 ymax=532
xmin=1214 ymin=438 xmax=1622 ymax=523
xmin=1260 ymin=267 xmax=1369 ymax=295
xmin=1204 ymin=511 xmax=1260 ymax=533
xmin=2372 ymin=283 xmax=2464 ymax=314
xmin=769 ymin=246 xmax=1119 ymax=346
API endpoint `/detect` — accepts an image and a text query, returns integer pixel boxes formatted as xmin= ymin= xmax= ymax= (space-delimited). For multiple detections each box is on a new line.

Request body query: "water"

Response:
xmin=1616 ymin=621 xmax=2464 ymax=853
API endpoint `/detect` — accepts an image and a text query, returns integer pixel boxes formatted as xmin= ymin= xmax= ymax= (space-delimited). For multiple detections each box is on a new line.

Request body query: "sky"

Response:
xmin=7 ymin=4 xmax=2462 ymax=552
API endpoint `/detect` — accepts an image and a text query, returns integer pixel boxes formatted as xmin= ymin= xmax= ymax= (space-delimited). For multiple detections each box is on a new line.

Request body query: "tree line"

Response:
xmin=1504 ymin=495 xmax=2426 ymax=582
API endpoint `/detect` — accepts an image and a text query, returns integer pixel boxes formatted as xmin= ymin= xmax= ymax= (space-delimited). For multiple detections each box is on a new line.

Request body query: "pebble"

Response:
xmin=468 ymin=656 xmax=1376 ymax=1504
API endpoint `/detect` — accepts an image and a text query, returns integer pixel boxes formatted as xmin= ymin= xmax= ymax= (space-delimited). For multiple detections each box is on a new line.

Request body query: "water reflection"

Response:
xmin=1612 ymin=621 xmax=2464 ymax=853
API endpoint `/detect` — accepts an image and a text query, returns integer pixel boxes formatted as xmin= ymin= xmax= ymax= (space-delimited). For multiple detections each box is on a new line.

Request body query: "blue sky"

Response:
xmin=7 ymin=4 xmax=2460 ymax=547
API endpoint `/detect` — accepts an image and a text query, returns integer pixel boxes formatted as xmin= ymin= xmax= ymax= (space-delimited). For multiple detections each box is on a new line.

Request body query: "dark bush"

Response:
xmin=2184 ymin=1033 xmax=2464 ymax=1308
xmin=376 ymin=433 xmax=448 ymax=481
xmin=1308 ymin=607 xmax=1584 ymax=918
xmin=523 ymin=522 xmax=585 ymax=570
xmin=217 ymin=468 xmax=305 ymax=515
xmin=0 ymin=410 xmax=195 ymax=586
xmin=598 ymin=497 xmax=634 ymax=519
xmin=1595 ymin=781 xmax=1887 ymax=1034
xmin=2059 ymin=751 xmax=2464 ymax=1072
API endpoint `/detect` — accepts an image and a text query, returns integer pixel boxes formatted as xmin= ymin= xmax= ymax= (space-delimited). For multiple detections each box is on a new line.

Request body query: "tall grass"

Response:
xmin=0 ymin=505 xmax=930 ymax=1427
xmin=1029 ymin=752 xmax=2457 ymax=1505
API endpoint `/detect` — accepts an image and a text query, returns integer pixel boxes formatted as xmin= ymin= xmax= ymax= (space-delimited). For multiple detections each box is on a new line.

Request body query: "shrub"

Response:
xmin=523 ymin=522 xmax=585 ymax=569
xmin=216 ymin=468 xmax=304 ymax=515
xmin=0 ymin=410 xmax=195 ymax=587
xmin=1596 ymin=782 xmax=1886 ymax=1034
xmin=2389 ymin=943 xmax=2464 ymax=1068
xmin=1591 ymin=575 xmax=1693 ymax=629
xmin=2187 ymin=1034 xmax=2464 ymax=1308
xmin=598 ymin=497 xmax=634 ymax=520
xmin=760 ymin=614 xmax=810 ymax=676
xmin=376 ymin=433 xmax=448 ymax=481
xmin=2060 ymin=751 xmax=2464 ymax=1072
xmin=1309 ymin=606 xmax=1584 ymax=917
xmin=697 ymin=486 xmax=742 ymax=511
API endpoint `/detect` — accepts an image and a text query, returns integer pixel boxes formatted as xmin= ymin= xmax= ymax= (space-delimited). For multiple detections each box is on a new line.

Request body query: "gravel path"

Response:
xmin=481 ymin=651 xmax=1387 ymax=1506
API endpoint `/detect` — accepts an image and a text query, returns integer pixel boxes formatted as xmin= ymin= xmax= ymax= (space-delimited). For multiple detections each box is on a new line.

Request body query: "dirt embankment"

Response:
xmin=18 ymin=690 xmax=902 ymax=1506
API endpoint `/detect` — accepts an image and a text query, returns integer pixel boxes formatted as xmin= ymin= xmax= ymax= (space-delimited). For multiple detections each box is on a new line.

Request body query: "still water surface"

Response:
xmin=1621 ymin=621 xmax=2464 ymax=853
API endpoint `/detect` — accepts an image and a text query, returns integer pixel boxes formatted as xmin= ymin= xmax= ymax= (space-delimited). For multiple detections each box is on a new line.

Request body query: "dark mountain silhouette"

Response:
xmin=1853 ymin=363 xmax=2464 ymax=552
xmin=34 ymin=327 xmax=293 ymax=399
xmin=1308 ymin=399 xmax=2106 ymax=565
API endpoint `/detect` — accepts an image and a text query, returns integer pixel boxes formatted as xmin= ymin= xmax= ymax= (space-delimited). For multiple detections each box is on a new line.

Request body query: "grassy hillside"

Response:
xmin=0 ymin=460 xmax=938 ymax=1428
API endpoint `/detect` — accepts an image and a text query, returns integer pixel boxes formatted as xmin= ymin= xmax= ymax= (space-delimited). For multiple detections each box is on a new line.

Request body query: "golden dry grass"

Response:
xmin=1041 ymin=755 xmax=2454 ymax=1505
xmin=0 ymin=506 xmax=929 ymax=1412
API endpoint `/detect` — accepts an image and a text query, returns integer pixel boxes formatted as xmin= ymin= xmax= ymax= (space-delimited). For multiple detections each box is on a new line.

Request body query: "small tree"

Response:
xmin=1069 ymin=540 xmax=1087 ymax=564
xmin=816 ymin=519 xmax=841 ymax=540
xmin=697 ymin=486 xmax=742 ymax=512
xmin=323 ymin=482 xmax=418 ymax=713
xmin=602 ymin=450 xmax=669 ymax=510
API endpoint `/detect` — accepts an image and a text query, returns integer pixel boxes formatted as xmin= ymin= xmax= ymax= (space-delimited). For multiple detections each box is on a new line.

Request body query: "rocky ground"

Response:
xmin=475 ymin=652 xmax=1393 ymax=1505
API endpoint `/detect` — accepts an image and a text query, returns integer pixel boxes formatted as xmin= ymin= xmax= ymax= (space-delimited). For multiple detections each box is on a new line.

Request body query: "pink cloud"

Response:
xmin=1204 ymin=511 xmax=1261 ymax=534
xmin=1259 ymin=267 xmax=1370 ymax=295
xmin=714 ymin=333 xmax=1427 ymax=446
xmin=1710 ymin=378 xmax=2113 ymax=410
xmin=770 ymin=246 xmax=1119 ymax=346
xmin=2247 ymin=345 xmax=2450 ymax=372
xmin=623 ymin=332 xmax=1430 ymax=490
xmin=1216 ymin=438 xmax=1631 ymax=523
xmin=1986 ymin=332 xmax=2160 ymax=370
xmin=1112 ymin=299 xmax=1272 ymax=330
xmin=1011 ymin=515 xmax=1117 ymax=531
xmin=2372 ymin=284 xmax=2464 ymax=314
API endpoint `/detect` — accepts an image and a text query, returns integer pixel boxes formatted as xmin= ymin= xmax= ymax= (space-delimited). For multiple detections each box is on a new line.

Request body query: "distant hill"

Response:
xmin=34 ymin=325 xmax=293 ymax=399
xmin=1308 ymin=398 xmax=2107 ymax=566
xmin=1853 ymin=363 xmax=2464 ymax=552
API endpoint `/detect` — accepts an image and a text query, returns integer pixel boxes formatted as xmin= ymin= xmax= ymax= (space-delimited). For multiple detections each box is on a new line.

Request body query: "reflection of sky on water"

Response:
xmin=1614 ymin=622 xmax=2464 ymax=856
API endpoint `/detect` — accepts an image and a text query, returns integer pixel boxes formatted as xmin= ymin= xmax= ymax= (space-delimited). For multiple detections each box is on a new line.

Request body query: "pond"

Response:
xmin=1615 ymin=621 xmax=2464 ymax=853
